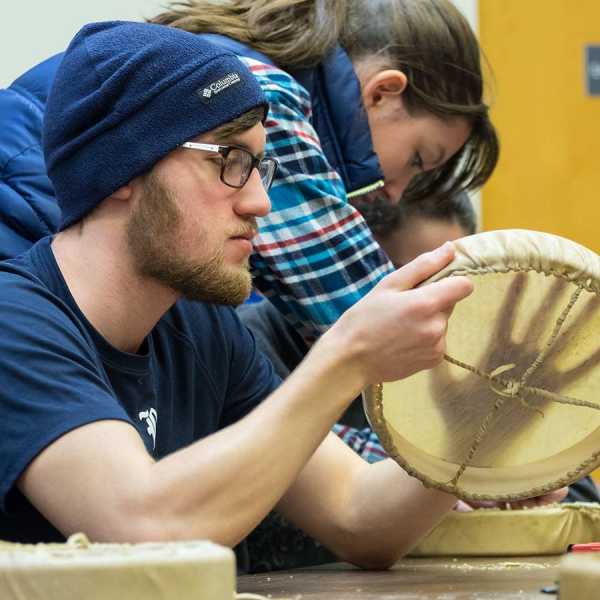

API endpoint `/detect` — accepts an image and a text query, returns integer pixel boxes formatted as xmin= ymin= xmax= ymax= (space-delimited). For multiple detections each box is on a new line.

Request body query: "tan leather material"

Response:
xmin=425 ymin=229 xmax=600 ymax=292
xmin=0 ymin=534 xmax=235 ymax=600
xmin=364 ymin=230 xmax=600 ymax=501
xmin=410 ymin=503 xmax=600 ymax=557
xmin=560 ymin=552 xmax=600 ymax=600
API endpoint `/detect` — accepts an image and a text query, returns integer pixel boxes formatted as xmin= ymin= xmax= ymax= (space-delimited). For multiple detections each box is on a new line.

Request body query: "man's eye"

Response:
xmin=227 ymin=154 xmax=245 ymax=169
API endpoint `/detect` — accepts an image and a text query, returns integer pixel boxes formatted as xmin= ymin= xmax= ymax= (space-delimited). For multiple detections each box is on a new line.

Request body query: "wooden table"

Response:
xmin=238 ymin=556 xmax=561 ymax=599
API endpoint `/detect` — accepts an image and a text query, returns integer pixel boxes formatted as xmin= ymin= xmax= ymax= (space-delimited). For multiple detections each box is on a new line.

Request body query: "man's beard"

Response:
xmin=126 ymin=173 xmax=252 ymax=305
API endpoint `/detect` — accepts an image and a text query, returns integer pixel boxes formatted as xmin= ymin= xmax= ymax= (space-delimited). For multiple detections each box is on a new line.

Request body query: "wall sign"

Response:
xmin=587 ymin=45 xmax=600 ymax=96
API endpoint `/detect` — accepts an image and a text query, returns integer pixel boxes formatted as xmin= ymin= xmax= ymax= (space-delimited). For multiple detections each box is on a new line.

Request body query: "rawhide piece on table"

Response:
xmin=410 ymin=502 xmax=600 ymax=556
xmin=560 ymin=552 xmax=600 ymax=600
xmin=0 ymin=533 xmax=235 ymax=600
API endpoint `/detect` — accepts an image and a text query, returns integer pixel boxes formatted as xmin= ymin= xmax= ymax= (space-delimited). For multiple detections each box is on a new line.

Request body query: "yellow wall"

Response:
xmin=480 ymin=0 xmax=600 ymax=483
xmin=480 ymin=0 xmax=600 ymax=249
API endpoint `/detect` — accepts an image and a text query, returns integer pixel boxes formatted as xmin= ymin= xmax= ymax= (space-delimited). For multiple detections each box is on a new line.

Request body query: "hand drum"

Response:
xmin=364 ymin=230 xmax=600 ymax=501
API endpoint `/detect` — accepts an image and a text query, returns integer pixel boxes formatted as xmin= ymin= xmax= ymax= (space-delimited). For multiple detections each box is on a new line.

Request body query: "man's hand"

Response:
xmin=454 ymin=487 xmax=569 ymax=512
xmin=322 ymin=242 xmax=473 ymax=387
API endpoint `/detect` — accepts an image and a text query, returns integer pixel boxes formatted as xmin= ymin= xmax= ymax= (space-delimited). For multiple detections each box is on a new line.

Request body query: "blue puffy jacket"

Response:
xmin=0 ymin=54 xmax=63 ymax=259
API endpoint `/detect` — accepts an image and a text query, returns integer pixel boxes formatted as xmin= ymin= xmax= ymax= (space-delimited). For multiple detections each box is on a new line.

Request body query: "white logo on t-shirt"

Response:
xmin=138 ymin=408 xmax=158 ymax=450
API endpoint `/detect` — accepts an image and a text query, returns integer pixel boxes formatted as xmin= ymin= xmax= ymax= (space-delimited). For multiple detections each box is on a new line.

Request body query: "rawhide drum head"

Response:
xmin=364 ymin=230 xmax=600 ymax=501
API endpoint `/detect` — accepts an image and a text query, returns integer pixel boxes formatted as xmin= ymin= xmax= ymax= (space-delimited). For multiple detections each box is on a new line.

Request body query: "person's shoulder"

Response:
xmin=0 ymin=244 xmax=46 ymax=291
xmin=0 ymin=54 xmax=63 ymax=164
xmin=0 ymin=55 xmax=64 ymax=259
xmin=238 ymin=56 xmax=311 ymax=114
xmin=0 ymin=242 xmax=93 ymax=348
xmin=0 ymin=239 xmax=73 ymax=312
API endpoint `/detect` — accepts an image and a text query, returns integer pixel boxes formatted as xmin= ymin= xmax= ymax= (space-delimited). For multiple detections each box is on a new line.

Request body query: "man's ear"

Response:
xmin=109 ymin=183 xmax=134 ymax=201
xmin=361 ymin=69 xmax=408 ymax=110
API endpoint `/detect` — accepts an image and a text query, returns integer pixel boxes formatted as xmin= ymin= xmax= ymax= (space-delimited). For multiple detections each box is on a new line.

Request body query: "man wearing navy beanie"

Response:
xmin=44 ymin=20 xmax=270 ymax=230
xmin=0 ymin=20 xmax=481 ymax=572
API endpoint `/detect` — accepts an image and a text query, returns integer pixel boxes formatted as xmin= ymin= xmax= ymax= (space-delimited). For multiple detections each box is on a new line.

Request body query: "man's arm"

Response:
xmin=20 ymin=342 xmax=371 ymax=547
xmin=276 ymin=432 xmax=457 ymax=569
xmin=20 ymin=244 xmax=472 ymax=551
xmin=278 ymin=432 xmax=569 ymax=570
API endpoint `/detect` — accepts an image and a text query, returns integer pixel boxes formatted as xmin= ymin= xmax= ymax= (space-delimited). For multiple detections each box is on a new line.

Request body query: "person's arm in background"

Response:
xmin=564 ymin=476 xmax=600 ymax=503
xmin=242 ymin=59 xmax=394 ymax=342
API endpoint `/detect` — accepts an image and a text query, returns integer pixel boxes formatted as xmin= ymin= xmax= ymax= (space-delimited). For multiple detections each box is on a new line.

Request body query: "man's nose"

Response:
xmin=236 ymin=170 xmax=271 ymax=217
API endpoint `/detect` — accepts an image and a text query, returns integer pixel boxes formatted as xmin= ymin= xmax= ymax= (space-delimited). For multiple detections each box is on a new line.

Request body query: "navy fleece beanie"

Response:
xmin=43 ymin=21 xmax=268 ymax=230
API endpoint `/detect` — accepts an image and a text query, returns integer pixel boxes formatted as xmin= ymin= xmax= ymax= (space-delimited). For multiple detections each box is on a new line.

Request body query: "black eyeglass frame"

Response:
xmin=181 ymin=142 xmax=278 ymax=190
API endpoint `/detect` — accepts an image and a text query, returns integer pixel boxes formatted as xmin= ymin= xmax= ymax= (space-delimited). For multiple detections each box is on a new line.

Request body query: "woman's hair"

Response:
xmin=355 ymin=191 xmax=477 ymax=238
xmin=151 ymin=0 xmax=499 ymax=201
xmin=405 ymin=191 xmax=478 ymax=236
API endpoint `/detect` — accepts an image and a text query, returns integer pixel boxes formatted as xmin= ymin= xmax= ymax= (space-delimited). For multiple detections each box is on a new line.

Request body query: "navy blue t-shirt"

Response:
xmin=0 ymin=237 xmax=280 ymax=544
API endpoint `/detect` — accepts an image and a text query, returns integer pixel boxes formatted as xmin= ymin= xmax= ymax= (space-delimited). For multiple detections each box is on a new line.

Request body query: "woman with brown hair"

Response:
xmin=152 ymin=0 xmax=499 ymax=340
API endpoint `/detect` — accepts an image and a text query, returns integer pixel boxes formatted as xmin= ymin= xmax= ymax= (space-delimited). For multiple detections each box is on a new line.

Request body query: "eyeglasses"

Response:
xmin=181 ymin=142 xmax=278 ymax=191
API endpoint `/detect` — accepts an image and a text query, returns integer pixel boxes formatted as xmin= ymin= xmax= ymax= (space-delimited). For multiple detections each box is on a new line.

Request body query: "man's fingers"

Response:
xmin=515 ymin=487 xmax=569 ymax=509
xmin=392 ymin=242 xmax=456 ymax=291
xmin=416 ymin=276 xmax=474 ymax=315
xmin=538 ymin=487 xmax=568 ymax=505
xmin=453 ymin=500 xmax=474 ymax=512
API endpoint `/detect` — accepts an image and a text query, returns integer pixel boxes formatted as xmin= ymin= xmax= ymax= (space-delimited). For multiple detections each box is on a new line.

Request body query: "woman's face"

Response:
xmin=376 ymin=216 xmax=469 ymax=269
xmin=366 ymin=101 xmax=472 ymax=204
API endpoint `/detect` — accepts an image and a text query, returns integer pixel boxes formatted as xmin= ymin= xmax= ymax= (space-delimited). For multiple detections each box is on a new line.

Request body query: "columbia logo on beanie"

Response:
xmin=43 ymin=21 xmax=268 ymax=230
xmin=199 ymin=72 xmax=242 ymax=102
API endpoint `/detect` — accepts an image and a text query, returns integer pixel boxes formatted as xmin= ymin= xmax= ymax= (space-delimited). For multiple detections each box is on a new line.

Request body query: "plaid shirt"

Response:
xmin=242 ymin=58 xmax=394 ymax=341
xmin=333 ymin=425 xmax=387 ymax=463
